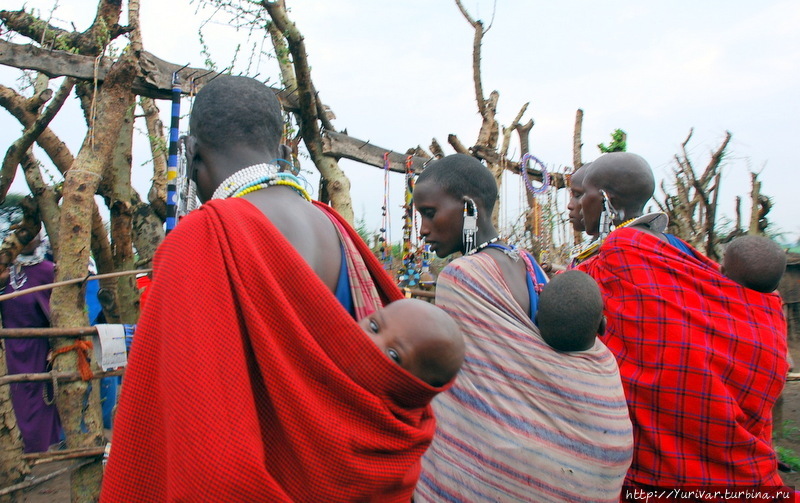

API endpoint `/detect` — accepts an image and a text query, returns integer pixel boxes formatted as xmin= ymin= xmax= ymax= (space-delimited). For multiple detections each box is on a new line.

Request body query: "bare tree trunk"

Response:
xmin=264 ymin=0 xmax=354 ymax=222
xmin=572 ymin=109 xmax=583 ymax=170
xmin=130 ymin=192 xmax=164 ymax=271
xmin=21 ymin=151 xmax=61 ymax=253
xmin=108 ymin=106 xmax=139 ymax=323
xmin=49 ymin=52 xmax=138 ymax=503
xmin=660 ymin=129 xmax=731 ymax=254
xmin=571 ymin=109 xmax=584 ymax=246
xmin=734 ymin=196 xmax=742 ymax=232
xmin=139 ymin=97 xmax=167 ymax=220
xmin=513 ymin=120 xmax=536 ymax=247
xmin=748 ymin=172 xmax=762 ymax=235
xmin=454 ymin=2 xmax=505 ymax=226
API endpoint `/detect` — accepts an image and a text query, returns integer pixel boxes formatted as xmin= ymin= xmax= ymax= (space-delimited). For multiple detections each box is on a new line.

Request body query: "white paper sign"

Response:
xmin=93 ymin=324 xmax=128 ymax=370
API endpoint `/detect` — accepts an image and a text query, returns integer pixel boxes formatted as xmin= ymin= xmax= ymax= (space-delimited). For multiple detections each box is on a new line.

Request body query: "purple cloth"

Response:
xmin=1 ymin=260 xmax=63 ymax=453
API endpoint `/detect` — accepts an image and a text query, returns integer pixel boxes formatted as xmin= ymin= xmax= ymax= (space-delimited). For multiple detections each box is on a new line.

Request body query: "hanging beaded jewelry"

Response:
xmin=211 ymin=163 xmax=311 ymax=201
xmin=467 ymin=236 xmax=501 ymax=255
xmin=572 ymin=216 xmax=638 ymax=263
xmin=462 ymin=198 xmax=478 ymax=255
xmin=598 ymin=190 xmax=619 ymax=240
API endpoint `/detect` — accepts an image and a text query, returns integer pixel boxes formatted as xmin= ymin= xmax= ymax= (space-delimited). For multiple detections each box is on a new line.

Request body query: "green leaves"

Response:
xmin=598 ymin=129 xmax=627 ymax=153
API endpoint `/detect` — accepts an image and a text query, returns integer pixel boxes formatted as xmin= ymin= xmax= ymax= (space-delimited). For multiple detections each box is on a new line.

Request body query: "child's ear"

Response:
xmin=597 ymin=316 xmax=607 ymax=336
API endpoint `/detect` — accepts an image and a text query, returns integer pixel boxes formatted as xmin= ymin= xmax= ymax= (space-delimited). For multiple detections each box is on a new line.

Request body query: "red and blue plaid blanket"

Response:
xmin=579 ymin=227 xmax=787 ymax=488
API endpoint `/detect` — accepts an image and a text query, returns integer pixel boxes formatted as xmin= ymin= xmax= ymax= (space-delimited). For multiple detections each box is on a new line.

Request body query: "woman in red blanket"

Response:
xmin=576 ymin=152 xmax=789 ymax=494
xmin=101 ymin=76 xmax=457 ymax=502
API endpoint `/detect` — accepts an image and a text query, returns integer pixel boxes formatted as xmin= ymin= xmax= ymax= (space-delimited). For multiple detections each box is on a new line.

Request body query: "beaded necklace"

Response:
xmin=467 ymin=236 xmax=501 ymax=255
xmin=572 ymin=217 xmax=636 ymax=263
xmin=572 ymin=213 xmax=668 ymax=264
xmin=211 ymin=163 xmax=311 ymax=201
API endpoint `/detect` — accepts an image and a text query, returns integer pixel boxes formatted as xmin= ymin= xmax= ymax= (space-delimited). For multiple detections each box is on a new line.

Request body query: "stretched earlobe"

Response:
xmin=182 ymin=136 xmax=200 ymax=182
xmin=278 ymin=144 xmax=293 ymax=163
xmin=462 ymin=198 xmax=478 ymax=255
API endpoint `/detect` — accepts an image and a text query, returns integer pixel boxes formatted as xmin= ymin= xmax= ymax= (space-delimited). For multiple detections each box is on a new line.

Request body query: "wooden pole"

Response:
xmin=0 ymin=369 xmax=124 ymax=387
xmin=0 ymin=326 xmax=99 ymax=338
xmin=0 ymin=269 xmax=151 ymax=303
xmin=23 ymin=446 xmax=106 ymax=466
xmin=0 ymin=459 xmax=94 ymax=498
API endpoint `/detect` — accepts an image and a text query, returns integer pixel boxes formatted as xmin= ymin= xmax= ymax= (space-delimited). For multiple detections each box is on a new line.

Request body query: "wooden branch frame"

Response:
xmin=0 ymin=39 xmax=300 ymax=107
xmin=0 ymin=268 xmax=151 ymax=303
xmin=321 ymin=131 xmax=428 ymax=173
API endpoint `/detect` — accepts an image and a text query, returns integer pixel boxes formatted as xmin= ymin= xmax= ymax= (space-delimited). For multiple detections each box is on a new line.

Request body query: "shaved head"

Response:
xmin=537 ymin=271 xmax=604 ymax=352
xmin=584 ymin=152 xmax=655 ymax=215
xmin=190 ymin=76 xmax=283 ymax=152
xmin=722 ymin=235 xmax=786 ymax=293
xmin=417 ymin=154 xmax=498 ymax=212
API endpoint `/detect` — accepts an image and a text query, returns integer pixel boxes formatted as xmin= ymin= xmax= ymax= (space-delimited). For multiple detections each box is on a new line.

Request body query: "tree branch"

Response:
xmin=515 ymin=119 xmax=533 ymax=156
xmin=0 ymin=39 xmax=299 ymax=105
xmin=321 ymin=131 xmax=427 ymax=173
xmin=454 ymin=0 xmax=486 ymax=115
xmin=572 ymin=109 xmax=583 ymax=170
xmin=0 ymin=85 xmax=75 ymax=171
xmin=499 ymin=102 xmax=528 ymax=160
xmin=0 ymin=77 xmax=75 ymax=203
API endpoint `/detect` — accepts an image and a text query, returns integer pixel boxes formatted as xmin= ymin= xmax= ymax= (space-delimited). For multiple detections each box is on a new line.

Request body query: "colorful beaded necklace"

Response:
xmin=211 ymin=163 xmax=311 ymax=201
xmin=571 ymin=213 xmax=668 ymax=264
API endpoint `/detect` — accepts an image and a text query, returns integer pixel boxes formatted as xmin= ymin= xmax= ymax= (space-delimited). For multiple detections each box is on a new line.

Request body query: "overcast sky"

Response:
xmin=3 ymin=0 xmax=799 ymax=243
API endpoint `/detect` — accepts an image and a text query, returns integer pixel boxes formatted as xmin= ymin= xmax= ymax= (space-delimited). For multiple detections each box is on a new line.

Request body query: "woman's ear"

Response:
xmin=278 ymin=143 xmax=293 ymax=162
xmin=183 ymin=135 xmax=198 ymax=181
xmin=461 ymin=196 xmax=479 ymax=214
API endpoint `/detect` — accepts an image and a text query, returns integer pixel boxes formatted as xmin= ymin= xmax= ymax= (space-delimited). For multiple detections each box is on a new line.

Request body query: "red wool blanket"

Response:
xmin=578 ymin=227 xmax=788 ymax=488
xmin=101 ymin=198 xmax=441 ymax=502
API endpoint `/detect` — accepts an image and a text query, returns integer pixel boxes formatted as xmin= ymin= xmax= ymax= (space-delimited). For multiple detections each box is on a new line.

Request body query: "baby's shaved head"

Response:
xmin=537 ymin=271 xmax=604 ymax=352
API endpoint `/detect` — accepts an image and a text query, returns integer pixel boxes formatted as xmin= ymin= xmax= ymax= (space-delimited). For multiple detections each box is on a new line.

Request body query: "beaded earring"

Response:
xmin=462 ymin=198 xmax=478 ymax=255
xmin=178 ymin=141 xmax=198 ymax=217
xmin=599 ymin=190 xmax=619 ymax=238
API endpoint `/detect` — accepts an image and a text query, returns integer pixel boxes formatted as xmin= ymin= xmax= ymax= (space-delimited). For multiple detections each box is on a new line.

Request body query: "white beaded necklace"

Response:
xmin=211 ymin=163 xmax=281 ymax=200
xmin=467 ymin=236 xmax=501 ymax=255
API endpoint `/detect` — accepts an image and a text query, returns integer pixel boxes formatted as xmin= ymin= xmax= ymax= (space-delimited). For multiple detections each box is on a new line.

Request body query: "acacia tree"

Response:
xmin=0 ymin=1 xmax=166 ymax=498
xmin=449 ymin=0 xmax=530 ymax=225
xmin=649 ymin=128 xmax=773 ymax=262
xmin=429 ymin=0 xmax=559 ymax=259
xmin=2 ymin=3 xmax=144 ymax=500
xmin=656 ymin=129 xmax=731 ymax=261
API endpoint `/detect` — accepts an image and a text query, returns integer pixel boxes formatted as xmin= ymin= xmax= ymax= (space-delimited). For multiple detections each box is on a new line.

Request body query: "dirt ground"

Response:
xmin=14 ymin=351 xmax=800 ymax=501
